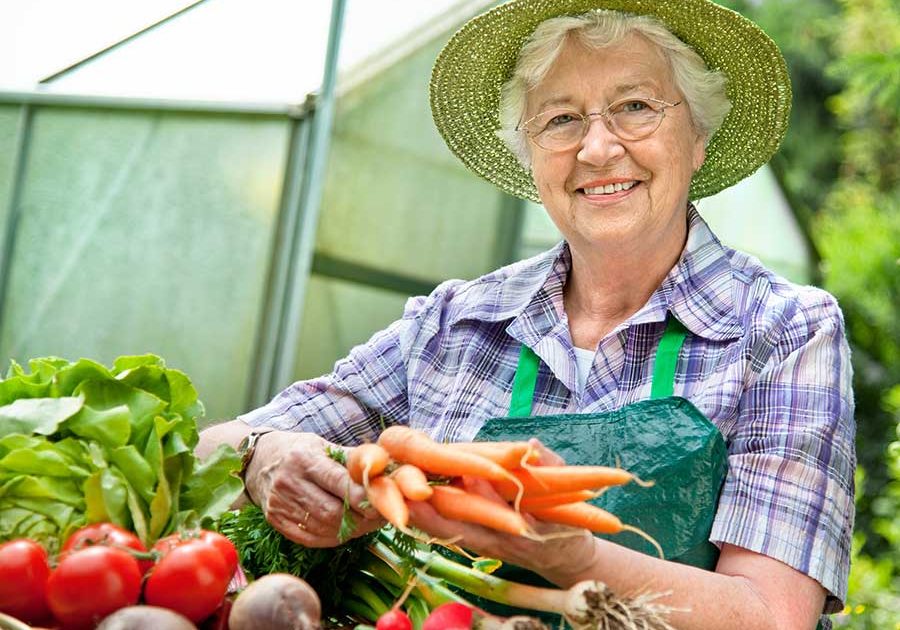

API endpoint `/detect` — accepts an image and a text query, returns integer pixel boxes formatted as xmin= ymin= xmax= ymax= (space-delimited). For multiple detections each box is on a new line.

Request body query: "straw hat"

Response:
xmin=430 ymin=0 xmax=791 ymax=202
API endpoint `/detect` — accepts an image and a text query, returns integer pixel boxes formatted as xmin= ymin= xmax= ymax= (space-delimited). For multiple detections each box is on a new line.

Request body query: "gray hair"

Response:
xmin=497 ymin=10 xmax=732 ymax=167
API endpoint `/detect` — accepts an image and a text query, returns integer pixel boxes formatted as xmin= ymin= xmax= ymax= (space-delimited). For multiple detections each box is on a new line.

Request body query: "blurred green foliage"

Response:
xmin=723 ymin=0 xmax=899 ymax=624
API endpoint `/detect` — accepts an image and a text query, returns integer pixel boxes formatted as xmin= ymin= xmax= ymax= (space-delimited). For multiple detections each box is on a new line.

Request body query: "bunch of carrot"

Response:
xmin=346 ymin=426 xmax=652 ymax=546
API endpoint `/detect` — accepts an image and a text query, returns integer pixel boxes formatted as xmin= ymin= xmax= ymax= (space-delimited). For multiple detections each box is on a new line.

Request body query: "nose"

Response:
xmin=576 ymin=114 xmax=626 ymax=165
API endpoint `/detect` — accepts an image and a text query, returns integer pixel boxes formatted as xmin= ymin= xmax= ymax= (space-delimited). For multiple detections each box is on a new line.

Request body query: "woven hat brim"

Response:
xmin=430 ymin=0 xmax=791 ymax=202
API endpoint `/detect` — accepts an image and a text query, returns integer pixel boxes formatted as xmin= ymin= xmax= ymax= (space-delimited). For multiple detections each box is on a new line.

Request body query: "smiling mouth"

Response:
xmin=580 ymin=181 xmax=639 ymax=195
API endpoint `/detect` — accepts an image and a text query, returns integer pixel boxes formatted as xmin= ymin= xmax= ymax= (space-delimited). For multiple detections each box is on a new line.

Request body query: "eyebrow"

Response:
xmin=531 ymin=81 xmax=663 ymax=112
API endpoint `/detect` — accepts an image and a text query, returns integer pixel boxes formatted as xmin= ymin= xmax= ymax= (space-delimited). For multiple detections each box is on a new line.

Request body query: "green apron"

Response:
xmin=466 ymin=316 xmax=728 ymax=619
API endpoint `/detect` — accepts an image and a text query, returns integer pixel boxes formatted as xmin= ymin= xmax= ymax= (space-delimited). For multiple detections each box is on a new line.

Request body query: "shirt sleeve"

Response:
xmin=709 ymin=289 xmax=856 ymax=613
xmin=237 ymin=291 xmax=437 ymax=445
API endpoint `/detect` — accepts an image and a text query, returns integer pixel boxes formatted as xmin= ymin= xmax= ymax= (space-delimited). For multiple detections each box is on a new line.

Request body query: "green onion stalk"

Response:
xmin=363 ymin=531 xmax=676 ymax=630
xmin=220 ymin=506 xmax=675 ymax=630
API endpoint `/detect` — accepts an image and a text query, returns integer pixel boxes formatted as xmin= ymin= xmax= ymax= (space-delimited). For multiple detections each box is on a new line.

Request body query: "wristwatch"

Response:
xmin=237 ymin=429 xmax=276 ymax=482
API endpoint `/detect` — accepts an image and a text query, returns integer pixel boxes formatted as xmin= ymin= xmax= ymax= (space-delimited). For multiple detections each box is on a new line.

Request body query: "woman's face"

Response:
xmin=526 ymin=34 xmax=706 ymax=254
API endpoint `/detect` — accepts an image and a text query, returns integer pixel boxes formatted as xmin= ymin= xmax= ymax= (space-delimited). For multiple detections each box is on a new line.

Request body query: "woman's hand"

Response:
xmin=526 ymin=437 xmax=566 ymax=466
xmin=245 ymin=431 xmax=385 ymax=547
xmin=408 ymin=446 xmax=599 ymax=588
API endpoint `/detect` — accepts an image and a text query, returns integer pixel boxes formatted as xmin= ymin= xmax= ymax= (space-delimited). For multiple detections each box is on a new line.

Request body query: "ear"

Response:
xmin=692 ymin=134 xmax=707 ymax=173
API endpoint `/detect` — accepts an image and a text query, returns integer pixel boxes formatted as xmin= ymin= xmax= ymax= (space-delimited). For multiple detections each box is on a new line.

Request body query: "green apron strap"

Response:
xmin=510 ymin=315 xmax=689 ymax=414
xmin=509 ymin=344 xmax=540 ymax=417
xmin=650 ymin=316 xmax=689 ymax=399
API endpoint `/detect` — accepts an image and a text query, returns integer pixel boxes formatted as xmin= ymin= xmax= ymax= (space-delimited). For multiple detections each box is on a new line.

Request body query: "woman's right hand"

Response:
xmin=245 ymin=431 xmax=385 ymax=547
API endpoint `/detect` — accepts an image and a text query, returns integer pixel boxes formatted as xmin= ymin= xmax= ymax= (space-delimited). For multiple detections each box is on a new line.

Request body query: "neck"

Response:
xmin=564 ymin=216 xmax=688 ymax=349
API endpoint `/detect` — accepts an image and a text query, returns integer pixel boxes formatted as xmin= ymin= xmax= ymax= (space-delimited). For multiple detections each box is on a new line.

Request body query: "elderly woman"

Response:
xmin=198 ymin=1 xmax=854 ymax=628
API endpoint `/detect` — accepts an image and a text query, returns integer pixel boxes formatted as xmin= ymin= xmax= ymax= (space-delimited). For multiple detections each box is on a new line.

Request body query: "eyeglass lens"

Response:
xmin=526 ymin=98 xmax=673 ymax=149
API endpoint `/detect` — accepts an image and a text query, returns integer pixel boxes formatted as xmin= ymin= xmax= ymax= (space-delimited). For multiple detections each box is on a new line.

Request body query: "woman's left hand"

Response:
xmin=407 ymin=475 xmax=598 ymax=587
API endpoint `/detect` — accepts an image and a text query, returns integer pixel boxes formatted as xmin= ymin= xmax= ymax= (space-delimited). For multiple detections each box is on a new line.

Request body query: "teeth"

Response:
xmin=583 ymin=181 xmax=636 ymax=195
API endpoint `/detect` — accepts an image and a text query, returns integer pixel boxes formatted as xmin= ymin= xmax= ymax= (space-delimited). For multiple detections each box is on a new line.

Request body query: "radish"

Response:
xmin=422 ymin=602 xmax=473 ymax=630
xmin=376 ymin=608 xmax=413 ymax=630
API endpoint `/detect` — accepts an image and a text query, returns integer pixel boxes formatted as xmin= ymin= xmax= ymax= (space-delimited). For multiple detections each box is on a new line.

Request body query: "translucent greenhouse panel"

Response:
xmin=0 ymin=106 xmax=21 ymax=237
xmin=36 ymin=0 xmax=332 ymax=102
xmin=293 ymin=275 xmax=410 ymax=382
xmin=317 ymin=36 xmax=513 ymax=284
xmin=697 ymin=167 xmax=813 ymax=284
xmin=0 ymin=107 xmax=289 ymax=422
xmin=0 ymin=0 xmax=189 ymax=88
xmin=518 ymin=201 xmax=562 ymax=260
xmin=21 ymin=0 xmax=475 ymax=102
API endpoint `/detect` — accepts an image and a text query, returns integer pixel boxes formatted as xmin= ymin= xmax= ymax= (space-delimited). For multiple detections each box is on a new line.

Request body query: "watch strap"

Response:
xmin=238 ymin=428 xmax=275 ymax=481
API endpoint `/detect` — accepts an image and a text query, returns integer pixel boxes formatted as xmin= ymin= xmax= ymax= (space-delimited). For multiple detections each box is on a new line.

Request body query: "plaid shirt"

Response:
xmin=242 ymin=206 xmax=855 ymax=615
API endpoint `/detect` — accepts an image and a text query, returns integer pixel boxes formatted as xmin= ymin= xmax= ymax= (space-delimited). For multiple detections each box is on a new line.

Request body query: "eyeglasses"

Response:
xmin=517 ymin=97 xmax=682 ymax=151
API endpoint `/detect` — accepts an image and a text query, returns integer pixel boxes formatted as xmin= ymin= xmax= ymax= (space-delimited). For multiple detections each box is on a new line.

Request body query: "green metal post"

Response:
xmin=269 ymin=0 xmax=347 ymax=394
xmin=247 ymin=114 xmax=312 ymax=409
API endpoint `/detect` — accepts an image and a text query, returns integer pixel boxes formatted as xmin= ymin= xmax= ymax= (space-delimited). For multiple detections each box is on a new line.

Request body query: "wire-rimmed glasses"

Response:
xmin=517 ymin=97 xmax=683 ymax=151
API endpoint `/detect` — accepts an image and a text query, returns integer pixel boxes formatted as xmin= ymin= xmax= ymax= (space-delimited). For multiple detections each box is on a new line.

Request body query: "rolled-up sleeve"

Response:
xmin=238 ymin=290 xmax=440 ymax=445
xmin=710 ymin=290 xmax=856 ymax=612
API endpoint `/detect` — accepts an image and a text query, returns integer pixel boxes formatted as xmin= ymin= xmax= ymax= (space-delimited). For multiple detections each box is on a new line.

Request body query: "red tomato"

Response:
xmin=151 ymin=532 xmax=182 ymax=555
xmin=154 ymin=530 xmax=238 ymax=577
xmin=197 ymin=531 xmax=239 ymax=577
xmin=62 ymin=522 xmax=152 ymax=575
xmin=46 ymin=546 xmax=142 ymax=629
xmin=0 ymin=539 xmax=52 ymax=625
xmin=144 ymin=539 xmax=231 ymax=623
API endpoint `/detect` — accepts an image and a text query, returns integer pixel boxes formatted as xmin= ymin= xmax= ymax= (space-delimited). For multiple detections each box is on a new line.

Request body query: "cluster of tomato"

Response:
xmin=0 ymin=523 xmax=238 ymax=629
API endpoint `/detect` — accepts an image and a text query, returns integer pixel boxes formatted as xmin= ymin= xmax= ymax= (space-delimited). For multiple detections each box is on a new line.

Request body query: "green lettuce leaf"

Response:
xmin=0 ymin=354 xmax=242 ymax=547
xmin=0 ymin=397 xmax=83 ymax=437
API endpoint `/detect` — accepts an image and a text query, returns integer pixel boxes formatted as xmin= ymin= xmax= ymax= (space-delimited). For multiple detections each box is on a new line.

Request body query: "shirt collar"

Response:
xmin=630 ymin=206 xmax=744 ymax=341
xmin=454 ymin=204 xmax=744 ymax=344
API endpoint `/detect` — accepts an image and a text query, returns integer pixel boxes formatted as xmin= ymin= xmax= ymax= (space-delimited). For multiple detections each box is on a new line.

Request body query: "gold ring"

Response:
xmin=297 ymin=510 xmax=311 ymax=530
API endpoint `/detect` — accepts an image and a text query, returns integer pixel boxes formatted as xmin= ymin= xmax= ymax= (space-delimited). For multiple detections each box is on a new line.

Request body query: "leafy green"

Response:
xmin=0 ymin=354 xmax=242 ymax=547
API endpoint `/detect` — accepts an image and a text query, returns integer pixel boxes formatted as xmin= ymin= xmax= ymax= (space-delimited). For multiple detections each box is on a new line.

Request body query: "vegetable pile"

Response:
xmin=0 ymin=355 xmax=245 ymax=627
xmin=0 ymin=354 xmax=243 ymax=547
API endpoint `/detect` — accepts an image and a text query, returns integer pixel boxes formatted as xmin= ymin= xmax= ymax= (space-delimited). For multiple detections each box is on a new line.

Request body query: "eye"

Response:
xmin=618 ymin=99 xmax=651 ymax=113
xmin=547 ymin=112 xmax=576 ymax=126
xmin=545 ymin=112 xmax=580 ymax=128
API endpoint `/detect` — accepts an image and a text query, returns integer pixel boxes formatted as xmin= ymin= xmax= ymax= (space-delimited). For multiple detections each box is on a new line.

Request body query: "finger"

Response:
xmin=460 ymin=476 xmax=508 ymax=506
xmin=267 ymin=476 xmax=344 ymax=532
xmin=407 ymin=500 xmax=503 ymax=552
xmin=280 ymin=475 xmax=385 ymax=539
xmin=528 ymin=438 xmax=566 ymax=466
xmin=292 ymin=447 xmax=379 ymax=519
xmin=274 ymin=507 xmax=383 ymax=548
xmin=349 ymin=514 xmax=387 ymax=539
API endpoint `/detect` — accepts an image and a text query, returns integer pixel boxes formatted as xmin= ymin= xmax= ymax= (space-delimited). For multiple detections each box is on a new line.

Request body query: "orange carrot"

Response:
xmin=347 ymin=443 xmax=391 ymax=487
xmin=391 ymin=464 xmax=433 ymax=501
xmin=492 ymin=465 xmax=633 ymax=500
xmin=445 ymin=441 xmax=539 ymax=469
xmin=526 ymin=502 xmax=623 ymax=534
xmin=377 ymin=426 xmax=517 ymax=483
xmin=367 ymin=474 xmax=409 ymax=529
xmin=518 ymin=490 xmax=600 ymax=511
xmin=527 ymin=502 xmax=664 ymax=558
xmin=429 ymin=485 xmax=530 ymax=536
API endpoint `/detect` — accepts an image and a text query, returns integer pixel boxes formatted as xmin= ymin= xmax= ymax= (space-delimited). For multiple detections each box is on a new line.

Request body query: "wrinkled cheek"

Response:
xmin=535 ymin=177 xmax=555 ymax=199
